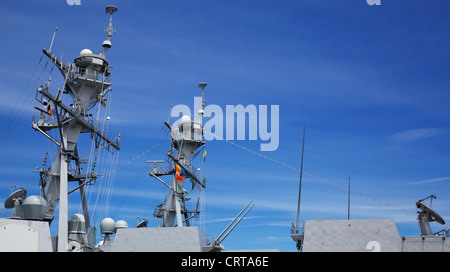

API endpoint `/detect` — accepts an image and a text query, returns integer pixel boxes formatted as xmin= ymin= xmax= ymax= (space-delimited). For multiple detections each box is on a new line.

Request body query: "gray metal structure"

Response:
xmin=297 ymin=218 xmax=450 ymax=252
xmin=300 ymin=219 xmax=402 ymax=252
xmin=0 ymin=218 xmax=55 ymax=252
xmin=290 ymin=125 xmax=450 ymax=252
xmin=416 ymin=194 xmax=445 ymax=236
xmin=96 ymin=82 xmax=254 ymax=252
xmin=97 ymin=82 xmax=216 ymax=252
xmin=290 ymin=130 xmax=450 ymax=252
xmin=10 ymin=4 xmax=444 ymax=253
xmin=0 ymin=6 xmax=120 ymax=252
xmin=150 ymin=95 xmax=207 ymax=229
xmin=291 ymin=197 xmax=450 ymax=252
xmin=100 ymin=226 xmax=212 ymax=252
xmin=0 ymin=6 xmax=258 ymax=252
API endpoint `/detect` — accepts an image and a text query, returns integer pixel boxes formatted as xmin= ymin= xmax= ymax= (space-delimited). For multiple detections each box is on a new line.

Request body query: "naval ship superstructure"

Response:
xmin=0 ymin=5 xmax=255 ymax=252
xmin=0 ymin=6 xmax=120 ymax=252
xmin=289 ymin=129 xmax=450 ymax=252
xmin=290 ymin=195 xmax=450 ymax=252
xmin=2 ymin=4 xmax=448 ymax=253
xmin=97 ymin=83 xmax=253 ymax=252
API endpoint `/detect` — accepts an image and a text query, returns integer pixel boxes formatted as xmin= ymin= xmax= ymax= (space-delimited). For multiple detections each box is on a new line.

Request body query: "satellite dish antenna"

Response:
xmin=4 ymin=188 xmax=26 ymax=219
xmin=417 ymin=202 xmax=445 ymax=224
xmin=4 ymin=189 xmax=26 ymax=209
xmin=416 ymin=195 xmax=445 ymax=236
xmin=137 ymin=219 xmax=148 ymax=228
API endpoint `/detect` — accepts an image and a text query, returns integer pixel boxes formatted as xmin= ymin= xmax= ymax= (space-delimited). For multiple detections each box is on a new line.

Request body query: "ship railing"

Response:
xmin=32 ymin=115 xmax=58 ymax=125
xmin=290 ymin=222 xmax=305 ymax=251
xmin=149 ymin=162 xmax=201 ymax=180
xmin=75 ymin=67 xmax=112 ymax=83
xmin=150 ymin=164 xmax=173 ymax=176
xmin=434 ymin=229 xmax=450 ymax=237
xmin=153 ymin=204 xmax=165 ymax=218
xmin=187 ymin=164 xmax=199 ymax=179
xmin=290 ymin=222 xmax=304 ymax=235
xmin=85 ymin=114 xmax=101 ymax=131
xmin=31 ymin=115 xmax=59 ymax=133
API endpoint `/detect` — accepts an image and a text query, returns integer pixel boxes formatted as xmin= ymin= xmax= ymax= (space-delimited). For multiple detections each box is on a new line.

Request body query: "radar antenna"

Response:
xmin=4 ymin=186 xmax=27 ymax=219
xmin=291 ymin=125 xmax=306 ymax=251
xmin=197 ymin=82 xmax=207 ymax=121
xmin=416 ymin=195 xmax=445 ymax=236
xmin=31 ymin=6 xmax=121 ymax=251
xmin=149 ymin=83 xmax=208 ymax=228
xmin=103 ymin=5 xmax=118 ymax=55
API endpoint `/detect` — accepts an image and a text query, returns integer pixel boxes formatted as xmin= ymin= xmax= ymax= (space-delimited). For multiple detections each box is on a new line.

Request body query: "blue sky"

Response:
xmin=0 ymin=0 xmax=450 ymax=252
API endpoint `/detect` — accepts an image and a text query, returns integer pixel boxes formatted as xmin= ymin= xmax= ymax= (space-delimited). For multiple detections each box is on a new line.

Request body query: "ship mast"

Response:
xmin=32 ymin=6 xmax=120 ymax=251
xmin=149 ymin=83 xmax=207 ymax=228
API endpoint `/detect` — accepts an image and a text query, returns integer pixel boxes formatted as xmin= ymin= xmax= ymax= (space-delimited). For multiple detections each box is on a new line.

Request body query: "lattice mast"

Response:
xmin=149 ymin=83 xmax=208 ymax=228
xmin=31 ymin=6 xmax=120 ymax=251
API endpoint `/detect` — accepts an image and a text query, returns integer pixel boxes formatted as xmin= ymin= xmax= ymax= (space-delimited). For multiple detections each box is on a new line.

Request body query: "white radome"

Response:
xmin=100 ymin=217 xmax=116 ymax=234
xmin=80 ymin=49 xmax=93 ymax=55
xmin=115 ymin=220 xmax=129 ymax=231
xmin=181 ymin=115 xmax=191 ymax=123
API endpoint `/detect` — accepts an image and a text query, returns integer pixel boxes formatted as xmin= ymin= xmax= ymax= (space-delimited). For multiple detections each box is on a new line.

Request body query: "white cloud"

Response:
xmin=407 ymin=176 xmax=450 ymax=185
xmin=387 ymin=128 xmax=443 ymax=143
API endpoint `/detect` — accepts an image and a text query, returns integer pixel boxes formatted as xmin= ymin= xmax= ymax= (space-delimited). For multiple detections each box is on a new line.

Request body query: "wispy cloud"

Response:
xmin=387 ymin=128 xmax=443 ymax=143
xmin=407 ymin=176 xmax=450 ymax=185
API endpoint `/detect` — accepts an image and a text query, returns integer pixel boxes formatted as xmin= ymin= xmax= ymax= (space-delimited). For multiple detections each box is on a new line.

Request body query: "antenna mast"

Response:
xmin=348 ymin=176 xmax=350 ymax=220
xmin=197 ymin=82 xmax=207 ymax=121
xmin=149 ymin=82 xmax=208 ymax=228
xmin=102 ymin=5 xmax=118 ymax=56
xmin=48 ymin=27 xmax=58 ymax=52
xmin=32 ymin=6 xmax=120 ymax=251
xmin=295 ymin=125 xmax=306 ymax=234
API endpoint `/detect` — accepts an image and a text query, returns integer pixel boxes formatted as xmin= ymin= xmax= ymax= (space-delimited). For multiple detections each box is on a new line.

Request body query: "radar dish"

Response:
xmin=105 ymin=5 xmax=118 ymax=15
xmin=417 ymin=202 xmax=445 ymax=225
xmin=4 ymin=189 xmax=26 ymax=209
xmin=137 ymin=219 xmax=148 ymax=228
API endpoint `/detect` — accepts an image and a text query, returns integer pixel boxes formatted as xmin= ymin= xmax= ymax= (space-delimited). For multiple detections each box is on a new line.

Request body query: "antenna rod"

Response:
xmin=348 ymin=176 xmax=350 ymax=220
xmin=103 ymin=5 xmax=118 ymax=56
xmin=214 ymin=201 xmax=253 ymax=243
xmin=198 ymin=82 xmax=207 ymax=111
xmin=49 ymin=27 xmax=58 ymax=52
xmin=197 ymin=82 xmax=207 ymax=122
xmin=295 ymin=125 xmax=306 ymax=234
xmin=167 ymin=104 xmax=173 ymax=124
xmin=218 ymin=202 xmax=255 ymax=244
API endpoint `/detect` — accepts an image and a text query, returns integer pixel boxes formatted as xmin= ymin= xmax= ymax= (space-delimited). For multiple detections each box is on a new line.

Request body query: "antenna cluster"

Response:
xmin=103 ymin=5 xmax=118 ymax=55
